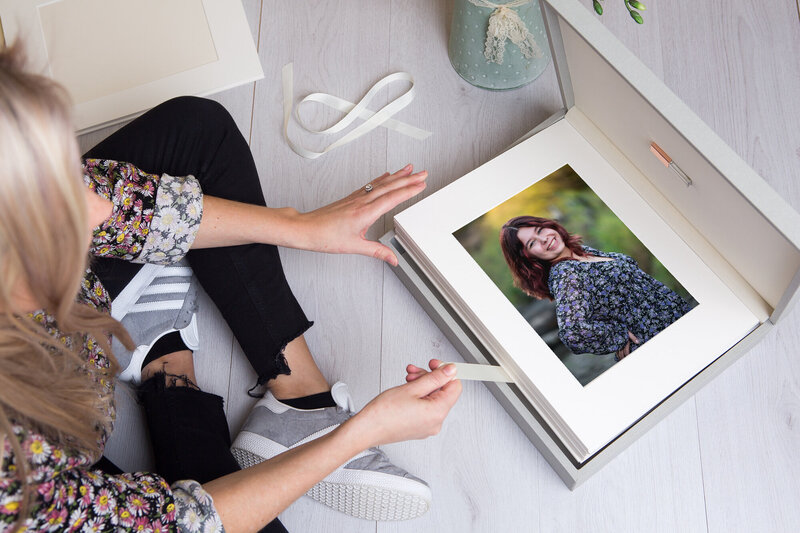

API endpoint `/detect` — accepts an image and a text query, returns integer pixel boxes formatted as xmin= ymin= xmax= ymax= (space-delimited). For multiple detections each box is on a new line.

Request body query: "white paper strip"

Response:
xmin=282 ymin=63 xmax=431 ymax=160
xmin=445 ymin=362 xmax=513 ymax=383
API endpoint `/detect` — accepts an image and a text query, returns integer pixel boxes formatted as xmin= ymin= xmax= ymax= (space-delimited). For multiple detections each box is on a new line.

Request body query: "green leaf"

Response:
xmin=630 ymin=10 xmax=644 ymax=23
xmin=629 ymin=0 xmax=646 ymax=10
xmin=593 ymin=0 xmax=603 ymax=15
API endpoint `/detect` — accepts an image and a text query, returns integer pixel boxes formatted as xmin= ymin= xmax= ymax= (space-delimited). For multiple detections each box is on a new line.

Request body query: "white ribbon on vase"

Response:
xmin=282 ymin=63 xmax=432 ymax=160
xmin=466 ymin=0 xmax=544 ymax=65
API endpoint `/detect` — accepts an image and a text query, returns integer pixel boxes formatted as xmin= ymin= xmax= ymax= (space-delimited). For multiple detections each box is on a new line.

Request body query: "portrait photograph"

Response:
xmin=453 ymin=164 xmax=697 ymax=385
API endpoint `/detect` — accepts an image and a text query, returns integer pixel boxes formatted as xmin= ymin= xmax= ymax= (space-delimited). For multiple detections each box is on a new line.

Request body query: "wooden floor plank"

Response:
xmin=244 ymin=1 xmax=393 ymax=530
xmin=537 ymin=401 xmax=707 ymax=533
xmin=655 ymin=2 xmax=800 ymax=532
xmin=696 ymin=333 xmax=800 ymax=533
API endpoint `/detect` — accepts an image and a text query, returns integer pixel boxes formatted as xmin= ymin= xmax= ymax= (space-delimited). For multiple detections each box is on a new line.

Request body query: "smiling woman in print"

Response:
xmin=500 ymin=215 xmax=692 ymax=361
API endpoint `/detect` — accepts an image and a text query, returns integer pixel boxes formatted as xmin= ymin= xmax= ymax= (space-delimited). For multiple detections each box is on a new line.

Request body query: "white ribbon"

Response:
xmin=444 ymin=362 xmax=513 ymax=382
xmin=282 ymin=63 xmax=432 ymax=160
xmin=467 ymin=0 xmax=544 ymax=65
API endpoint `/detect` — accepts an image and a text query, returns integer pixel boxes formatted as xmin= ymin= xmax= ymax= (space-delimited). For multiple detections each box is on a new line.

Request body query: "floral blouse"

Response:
xmin=0 ymin=160 xmax=223 ymax=532
xmin=548 ymin=246 xmax=693 ymax=357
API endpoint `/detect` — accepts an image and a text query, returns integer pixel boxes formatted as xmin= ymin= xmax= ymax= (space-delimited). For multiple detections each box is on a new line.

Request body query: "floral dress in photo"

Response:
xmin=548 ymin=245 xmax=693 ymax=357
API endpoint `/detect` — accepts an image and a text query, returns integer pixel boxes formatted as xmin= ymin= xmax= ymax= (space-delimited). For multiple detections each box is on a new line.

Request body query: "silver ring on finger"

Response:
xmin=364 ymin=183 xmax=374 ymax=193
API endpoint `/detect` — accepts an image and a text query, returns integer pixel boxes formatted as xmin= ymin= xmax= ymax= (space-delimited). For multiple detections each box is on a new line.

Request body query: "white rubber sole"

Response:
xmin=231 ymin=432 xmax=431 ymax=521
xmin=307 ymin=478 xmax=430 ymax=521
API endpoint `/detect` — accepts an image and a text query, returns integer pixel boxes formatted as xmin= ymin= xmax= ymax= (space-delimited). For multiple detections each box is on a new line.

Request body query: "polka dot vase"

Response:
xmin=448 ymin=0 xmax=551 ymax=90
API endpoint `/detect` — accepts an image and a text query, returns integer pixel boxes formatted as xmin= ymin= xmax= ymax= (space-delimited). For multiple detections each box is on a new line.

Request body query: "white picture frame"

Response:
xmin=0 ymin=0 xmax=263 ymax=133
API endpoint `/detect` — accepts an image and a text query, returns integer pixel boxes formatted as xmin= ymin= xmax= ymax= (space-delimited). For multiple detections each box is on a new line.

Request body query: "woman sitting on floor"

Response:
xmin=0 ymin=43 xmax=460 ymax=533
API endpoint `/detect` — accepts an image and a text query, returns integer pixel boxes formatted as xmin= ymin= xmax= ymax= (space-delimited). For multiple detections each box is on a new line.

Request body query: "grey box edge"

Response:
xmin=381 ymin=230 xmax=772 ymax=488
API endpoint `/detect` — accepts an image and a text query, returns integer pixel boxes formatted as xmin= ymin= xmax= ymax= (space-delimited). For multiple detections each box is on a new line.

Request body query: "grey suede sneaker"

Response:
xmin=110 ymin=260 xmax=200 ymax=384
xmin=230 ymin=382 xmax=432 ymax=521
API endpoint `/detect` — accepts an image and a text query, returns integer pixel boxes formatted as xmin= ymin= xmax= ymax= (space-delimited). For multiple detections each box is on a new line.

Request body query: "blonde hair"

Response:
xmin=0 ymin=42 xmax=133 ymax=527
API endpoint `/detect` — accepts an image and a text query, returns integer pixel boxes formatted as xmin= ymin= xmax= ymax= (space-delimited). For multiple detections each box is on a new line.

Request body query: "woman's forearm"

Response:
xmin=203 ymin=417 xmax=368 ymax=532
xmin=191 ymin=167 xmax=427 ymax=264
xmin=193 ymin=195 xmax=312 ymax=250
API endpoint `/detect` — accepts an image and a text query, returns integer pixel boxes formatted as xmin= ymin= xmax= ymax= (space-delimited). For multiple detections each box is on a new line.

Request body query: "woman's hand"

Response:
xmin=616 ymin=331 xmax=641 ymax=360
xmin=296 ymin=164 xmax=428 ymax=266
xmin=345 ymin=359 xmax=461 ymax=449
xmin=405 ymin=359 xmax=447 ymax=382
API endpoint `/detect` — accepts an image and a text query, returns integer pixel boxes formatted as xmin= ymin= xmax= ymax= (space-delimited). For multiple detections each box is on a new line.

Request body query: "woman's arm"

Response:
xmin=615 ymin=331 xmax=641 ymax=360
xmin=203 ymin=361 xmax=460 ymax=532
xmin=193 ymin=165 xmax=427 ymax=266
xmin=85 ymin=187 xmax=112 ymax=228
xmin=84 ymin=160 xmax=426 ymax=266
xmin=84 ymin=160 xmax=203 ymax=264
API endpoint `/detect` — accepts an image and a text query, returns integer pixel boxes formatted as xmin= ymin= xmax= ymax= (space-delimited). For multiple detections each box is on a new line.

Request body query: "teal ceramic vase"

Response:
xmin=448 ymin=0 xmax=551 ymax=90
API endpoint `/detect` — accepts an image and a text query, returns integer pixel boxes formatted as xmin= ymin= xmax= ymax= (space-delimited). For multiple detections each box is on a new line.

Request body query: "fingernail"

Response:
xmin=443 ymin=363 xmax=456 ymax=376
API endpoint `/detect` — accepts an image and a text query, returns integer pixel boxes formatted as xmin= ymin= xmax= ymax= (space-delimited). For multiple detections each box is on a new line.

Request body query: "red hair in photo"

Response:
xmin=499 ymin=216 xmax=585 ymax=300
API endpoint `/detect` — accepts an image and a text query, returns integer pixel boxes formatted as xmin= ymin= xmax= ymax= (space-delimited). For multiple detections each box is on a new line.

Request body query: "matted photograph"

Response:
xmin=453 ymin=164 xmax=697 ymax=385
xmin=396 ymin=120 xmax=760 ymax=457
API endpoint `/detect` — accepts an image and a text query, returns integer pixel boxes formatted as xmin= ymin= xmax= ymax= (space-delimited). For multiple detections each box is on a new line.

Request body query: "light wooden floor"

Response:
xmin=78 ymin=1 xmax=800 ymax=532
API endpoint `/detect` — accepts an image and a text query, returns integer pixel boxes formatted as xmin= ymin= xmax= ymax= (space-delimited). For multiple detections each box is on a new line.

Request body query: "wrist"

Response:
xmin=263 ymin=206 xmax=312 ymax=250
xmin=288 ymin=209 xmax=321 ymax=252
xmin=337 ymin=411 xmax=377 ymax=451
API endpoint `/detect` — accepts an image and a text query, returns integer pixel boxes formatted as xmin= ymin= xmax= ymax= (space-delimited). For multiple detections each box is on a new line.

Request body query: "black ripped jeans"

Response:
xmin=87 ymin=96 xmax=313 ymax=533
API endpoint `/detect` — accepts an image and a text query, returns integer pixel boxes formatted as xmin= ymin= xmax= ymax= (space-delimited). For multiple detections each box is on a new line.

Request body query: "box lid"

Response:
xmin=540 ymin=0 xmax=800 ymax=321
xmin=0 ymin=0 xmax=263 ymax=134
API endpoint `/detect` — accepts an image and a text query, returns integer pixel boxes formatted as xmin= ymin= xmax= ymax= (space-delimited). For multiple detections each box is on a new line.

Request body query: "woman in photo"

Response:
xmin=0 ymin=44 xmax=460 ymax=533
xmin=499 ymin=215 xmax=692 ymax=361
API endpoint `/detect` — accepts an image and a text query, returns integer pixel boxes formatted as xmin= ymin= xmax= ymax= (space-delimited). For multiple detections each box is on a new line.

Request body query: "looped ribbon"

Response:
xmin=467 ymin=0 xmax=544 ymax=65
xmin=282 ymin=63 xmax=432 ymax=160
